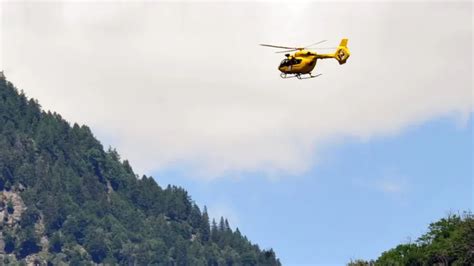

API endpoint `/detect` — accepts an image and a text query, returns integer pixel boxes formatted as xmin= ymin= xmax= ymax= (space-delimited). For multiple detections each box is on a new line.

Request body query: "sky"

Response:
xmin=1 ymin=1 xmax=473 ymax=265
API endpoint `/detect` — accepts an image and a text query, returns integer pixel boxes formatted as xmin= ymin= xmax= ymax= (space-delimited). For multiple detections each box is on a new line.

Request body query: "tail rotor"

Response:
xmin=334 ymin=39 xmax=350 ymax=65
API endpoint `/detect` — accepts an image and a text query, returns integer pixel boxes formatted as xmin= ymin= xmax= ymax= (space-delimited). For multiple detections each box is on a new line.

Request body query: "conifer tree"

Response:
xmin=200 ymin=206 xmax=211 ymax=242
xmin=219 ymin=216 xmax=226 ymax=232
xmin=211 ymin=218 xmax=219 ymax=243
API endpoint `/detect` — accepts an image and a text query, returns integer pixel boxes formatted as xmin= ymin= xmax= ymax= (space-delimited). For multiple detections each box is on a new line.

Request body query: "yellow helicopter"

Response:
xmin=260 ymin=39 xmax=350 ymax=79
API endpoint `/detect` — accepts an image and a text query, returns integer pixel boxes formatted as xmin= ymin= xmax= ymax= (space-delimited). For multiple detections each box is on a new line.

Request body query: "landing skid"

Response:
xmin=280 ymin=73 xmax=322 ymax=79
xmin=297 ymin=73 xmax=322 ymax=79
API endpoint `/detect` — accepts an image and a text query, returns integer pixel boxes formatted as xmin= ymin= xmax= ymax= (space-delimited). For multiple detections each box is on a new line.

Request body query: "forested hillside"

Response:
xmin=0 ymin=77 xmax=280 ymax=265
xmin=349 ymin=213 xmax=473 ymax=265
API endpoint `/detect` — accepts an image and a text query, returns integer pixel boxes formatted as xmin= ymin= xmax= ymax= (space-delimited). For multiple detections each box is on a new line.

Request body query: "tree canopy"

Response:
xmin=349 ymin=212 xmax=473 ymax=265
xmin=0 ymin=79 xmax=281 ymax=265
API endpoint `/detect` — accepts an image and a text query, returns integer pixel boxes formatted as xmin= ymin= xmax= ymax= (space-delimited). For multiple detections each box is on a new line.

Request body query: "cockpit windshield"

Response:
xmin=279 ymin=59 xmax=290 ymax=67
xmin=279 ymin=58 xmax=302 ymax=67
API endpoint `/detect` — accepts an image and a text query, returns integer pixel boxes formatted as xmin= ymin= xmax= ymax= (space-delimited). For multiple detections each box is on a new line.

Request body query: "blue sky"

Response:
xmin=152 ymin=114 xmax=473 ymax=265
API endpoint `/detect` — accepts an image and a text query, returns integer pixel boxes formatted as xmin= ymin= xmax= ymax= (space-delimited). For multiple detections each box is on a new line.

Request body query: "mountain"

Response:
xmin=348 ymin=212 xmax=473 ymax=265
xmin=0 ymin=77 xmax=280 ymax=265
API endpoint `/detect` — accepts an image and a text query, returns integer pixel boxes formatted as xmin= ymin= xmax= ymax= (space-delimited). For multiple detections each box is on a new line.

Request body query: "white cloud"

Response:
xmin=375 ymin=179 xmax=406 ymax=195
xmin=352 ymin=171 xmax=410 ymax=202
xmin=1 ymin=1 xmax=472 ymax=178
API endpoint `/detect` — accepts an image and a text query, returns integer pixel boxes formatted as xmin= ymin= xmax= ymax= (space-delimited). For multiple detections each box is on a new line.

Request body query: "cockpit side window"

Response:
xmin=292 ymin=59 xmax=302 ymax=65
xmin=280 ymin=58 xmax=302 ymax=67
xmin=280 ymin=59 xmax=290 ymax=67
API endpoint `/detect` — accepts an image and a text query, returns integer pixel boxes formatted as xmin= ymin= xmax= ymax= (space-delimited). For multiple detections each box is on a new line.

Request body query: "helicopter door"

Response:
xmin=288 ymin=59 xmax=301 ymax=71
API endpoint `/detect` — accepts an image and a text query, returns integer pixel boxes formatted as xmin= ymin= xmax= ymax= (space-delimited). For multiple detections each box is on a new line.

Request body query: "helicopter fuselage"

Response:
xmin=278 ymin=50 xmax=319 ymax=74
xmin=261 ymin=39 xmax=350 ymax=78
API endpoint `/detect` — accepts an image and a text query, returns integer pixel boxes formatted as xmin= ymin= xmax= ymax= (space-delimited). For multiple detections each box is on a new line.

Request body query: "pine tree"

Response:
xmin=224 ymin=218 xmax=231 ymax=232
xmin=200 ymin=206 xmax=211 ymax=242
xmin=219 ymin=216 xmax=226 ymax=232
xmin=211 ymin=218 xmax=219 ymax=243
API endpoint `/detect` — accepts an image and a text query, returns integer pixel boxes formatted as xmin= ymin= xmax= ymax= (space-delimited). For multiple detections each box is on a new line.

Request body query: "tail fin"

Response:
xmin=334 ymin=38 xmax=350 ymax=65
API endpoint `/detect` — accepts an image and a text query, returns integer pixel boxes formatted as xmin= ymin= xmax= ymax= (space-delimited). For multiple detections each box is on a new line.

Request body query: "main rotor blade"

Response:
xmin=275 ymin=49 xmax=298 ymax=53
xmin=312 ymin=47 xmax=337 ymax=50
xmin=259 ymin=44 xmax=298 ymax=50
xmin=275 ymin=47 xmax=336 ymax=53
xmin=304 ymin=40 xmax=327 ymax=48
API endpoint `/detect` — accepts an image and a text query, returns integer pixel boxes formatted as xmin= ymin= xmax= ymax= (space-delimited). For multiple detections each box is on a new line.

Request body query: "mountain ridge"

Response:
xmin=0 ymin=77 xmax=280 ymax=265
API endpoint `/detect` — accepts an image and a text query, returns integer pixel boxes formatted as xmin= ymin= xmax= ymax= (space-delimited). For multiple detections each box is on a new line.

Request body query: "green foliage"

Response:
xmin=347 ymin=259 xmax=374 ymax=266
xmin=376 ymin=243 xmax=424 ymax=265
xmin=0 ymin=79 xmax=281 ymax=264
xmin=3 ymin=230 xmax=16 ymax=254
xmin=6 ymin=199 xmax=14 ymax=214
xmin=351 ymin=212 xmax=474 ymax=265
xmin=84 ymin=228 xmax=110 ymax=263
xmin=17 ymin=227 xmax=41 ymax=259
xmin=19 ymin=206 xmax=40 ymax=228
xmin=49 ymin=232 xmax=63 ymax=253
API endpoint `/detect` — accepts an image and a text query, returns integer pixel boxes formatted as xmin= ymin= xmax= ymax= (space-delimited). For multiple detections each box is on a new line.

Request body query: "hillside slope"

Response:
xmin=0 ymin=78 xmax=280 ymax=265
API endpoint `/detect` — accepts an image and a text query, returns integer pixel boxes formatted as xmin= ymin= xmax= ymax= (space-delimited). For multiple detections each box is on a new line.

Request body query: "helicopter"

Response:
xmin=260 ymin=39 xmax=350 ymax=79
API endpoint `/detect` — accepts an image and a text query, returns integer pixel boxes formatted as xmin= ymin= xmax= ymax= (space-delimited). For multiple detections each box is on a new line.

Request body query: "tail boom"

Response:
xmin=315 ymin=38 xmax=350 ymax=65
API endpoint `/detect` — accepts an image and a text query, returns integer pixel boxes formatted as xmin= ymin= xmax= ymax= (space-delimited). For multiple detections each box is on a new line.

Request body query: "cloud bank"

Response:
xmin=1 ymin=1 xmax=472 ymax=178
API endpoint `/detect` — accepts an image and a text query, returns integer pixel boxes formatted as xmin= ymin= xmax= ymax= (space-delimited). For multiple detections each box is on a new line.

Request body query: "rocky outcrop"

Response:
xmin=0 ymin=188 xmax=49 ymax=265
xmin=0 ymin=190 xmax=27 ymax=228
